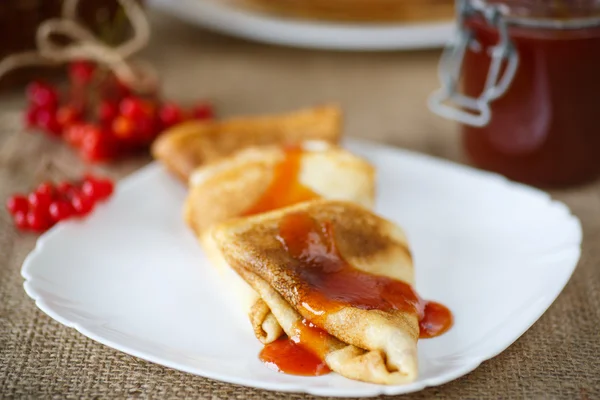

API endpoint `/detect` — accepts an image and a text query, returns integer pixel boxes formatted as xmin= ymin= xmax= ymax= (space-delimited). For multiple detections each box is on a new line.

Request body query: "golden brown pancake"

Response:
xmin=151 ymin=105 xmax=342 ymax=181
xmin=210 ymin=200 xmax=419 ymax=385
xmin=184 ymin=141 xmax=374 ymax=235
xmin=186 ymin=142 xmax=376 ymax=344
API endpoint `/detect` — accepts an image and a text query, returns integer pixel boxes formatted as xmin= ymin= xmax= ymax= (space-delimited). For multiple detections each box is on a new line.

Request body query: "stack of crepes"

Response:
xmin=233 ymin=0 xmax=455 ymax=23
xmin=152 ymin=105 xmax=436 ymax=385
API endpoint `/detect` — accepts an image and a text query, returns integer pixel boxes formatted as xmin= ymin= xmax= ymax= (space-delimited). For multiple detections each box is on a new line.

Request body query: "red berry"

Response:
xmin=135 ymin=115 xmax=158 ymax=142
xmin=191 ymin=103 xmax=214 ymax=120
xmin=49 ymin=200 xmax=73 ymax=222
xmin=36 ymin=182 xmax=55 ymax=199
xmin=119 ymin=97 xmax=144 ymax=119
xmin=81 ymin=180 xmax=100 ymax=201
xmin=27 ymin=208 xmax=51 ymax=232
xmin=80 ymin=129 xmax=104 ymax=161
xmin=36 ymin=109 xmax=62 ymax=136
xmin=98 ymin=101 xmax=118 ymax=124
xmin=56 ymin=105 xmax=82 ymax=129
xmin=80 ymin=128 xmax=117 ymax=162
xmin=158 ymin=103 xmax=183 ymax=128
xmin=119 ymin=97 xmax=153 ymax=120
xmin=69 ymin=60 xmax=96 ymax=84
xmin=28 ymin=191 xmax=52 ymax=211
xmin=24 ymin=107 xmax=40 ymax=128
xmin=36 ymin=181 xmax=53 ymax=193
xmin=14 ymin=210 xmax=29 ymax=230
xmin=26 ymin=81 xmax=59 ymax=109
xmin=71 ymin=194 xmax=94 ymax=216
xmin=64 ymin=123 xmax=91 ymax=147
xmin=97 ymin=179 xmax=114 ymax=199
xmin=6 ymin=195 xmax=29 ymax=215
xmin=82 ymin=176 xmax=114 ymax=201
xmin=112 ymin=116 xmax=136 ymax=139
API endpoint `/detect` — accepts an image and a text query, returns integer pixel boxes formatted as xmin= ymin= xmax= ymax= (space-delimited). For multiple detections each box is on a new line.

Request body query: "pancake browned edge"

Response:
xmin=151 ymin=105 xmax=342 ymax=182
xmin=185 ymin=142 xmax=376 ymax=344
xmin=210 ymin=200 xmax=419 ymax=385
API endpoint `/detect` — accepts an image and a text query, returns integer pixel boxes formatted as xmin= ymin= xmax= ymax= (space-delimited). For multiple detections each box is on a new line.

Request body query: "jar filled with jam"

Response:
xmin=430 ymin=0 xmax=600 ymax=187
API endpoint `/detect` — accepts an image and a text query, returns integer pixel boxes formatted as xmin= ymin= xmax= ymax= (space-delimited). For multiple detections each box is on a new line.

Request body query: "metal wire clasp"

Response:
xmin=428 ymin=0 xmax=519 ymax=127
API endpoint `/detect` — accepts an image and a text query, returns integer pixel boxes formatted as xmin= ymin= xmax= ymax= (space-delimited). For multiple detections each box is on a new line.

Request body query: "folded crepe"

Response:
xmin=209 ymin=200 xmax=419 ymax=385
xmin=151 ymin=105 xmax=342 ymax=181
xmin=184 ymin=142 xmax=376 ymax=343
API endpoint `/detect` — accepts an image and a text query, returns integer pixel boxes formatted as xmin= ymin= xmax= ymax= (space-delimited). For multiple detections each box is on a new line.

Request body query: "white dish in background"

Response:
xmin=147 ymin=0 xmax=455 ymax=51
xmin=22 ymin=140 xmax=581 ymax=397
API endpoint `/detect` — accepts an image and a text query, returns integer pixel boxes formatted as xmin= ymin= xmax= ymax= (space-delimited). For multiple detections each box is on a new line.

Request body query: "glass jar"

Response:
xmin=430 ymin=0 xmax=600 ymax=187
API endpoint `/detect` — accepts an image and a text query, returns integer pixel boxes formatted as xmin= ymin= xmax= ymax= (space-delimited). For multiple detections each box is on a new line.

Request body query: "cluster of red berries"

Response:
xmin=25 ymin=60 xmax=214 ymax=163
xmin=6 ymin=175 xmax=114 ymax=233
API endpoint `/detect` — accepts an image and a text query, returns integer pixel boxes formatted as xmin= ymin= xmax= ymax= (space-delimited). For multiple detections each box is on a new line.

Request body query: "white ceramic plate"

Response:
xmin=147 ymin=0 xmax=455 ymax=51
xmin=21 ymin=140 xmax=581 ymax=397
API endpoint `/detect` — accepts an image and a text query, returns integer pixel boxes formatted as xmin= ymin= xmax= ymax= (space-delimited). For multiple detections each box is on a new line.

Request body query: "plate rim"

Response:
xmin=20 ymin=139 xmax=583 ymax=397
xmin=147 ymin=0 xmax=455 ymax=51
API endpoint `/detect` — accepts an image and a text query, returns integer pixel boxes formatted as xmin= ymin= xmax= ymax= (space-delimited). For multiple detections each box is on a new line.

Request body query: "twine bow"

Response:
xmin=0 ymin=0 xmax=157 ymax=93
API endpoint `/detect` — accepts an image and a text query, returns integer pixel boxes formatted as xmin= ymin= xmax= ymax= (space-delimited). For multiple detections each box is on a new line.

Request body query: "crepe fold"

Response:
xmin=210 ymin=200 xmax=420 ymax=385
xmin=184 ymin=143 xmax=375 ymax=344
xmin=151 ymin=105 xmax=342 ymax=181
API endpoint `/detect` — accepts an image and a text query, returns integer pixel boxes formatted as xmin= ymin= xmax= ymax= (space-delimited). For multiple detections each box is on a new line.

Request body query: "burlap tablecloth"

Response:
xmin=1 ymin=11 xmax=599 ymax=399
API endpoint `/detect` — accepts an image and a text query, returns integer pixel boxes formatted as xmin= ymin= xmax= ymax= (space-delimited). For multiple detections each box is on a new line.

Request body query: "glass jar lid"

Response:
xmin=428 ymin=0 xmax=600 ymax=127
xmin=473 ymin=0 xmax=600 ymax=29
